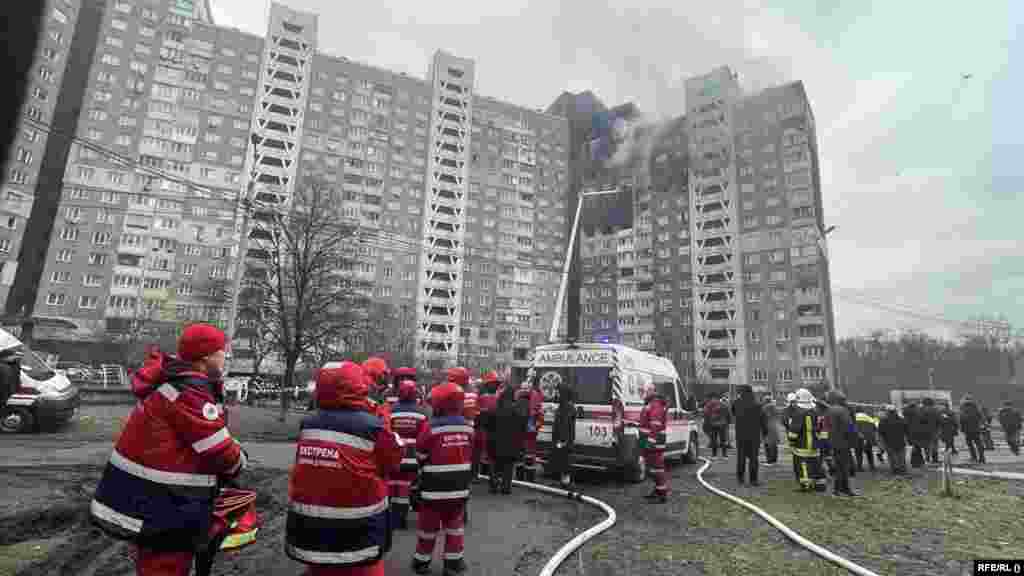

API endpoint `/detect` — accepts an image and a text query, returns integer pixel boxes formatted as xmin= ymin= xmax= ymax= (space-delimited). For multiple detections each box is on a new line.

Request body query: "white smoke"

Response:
xmin=604 ymin=116 xmax=679 ymax=184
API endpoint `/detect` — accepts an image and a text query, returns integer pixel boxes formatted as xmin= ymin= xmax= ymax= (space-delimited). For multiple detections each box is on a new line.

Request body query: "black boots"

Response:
xmin=411 ymin=559 xmax=431 ymax=575
xmin=444 ymin=558 xmax=468 ymax=576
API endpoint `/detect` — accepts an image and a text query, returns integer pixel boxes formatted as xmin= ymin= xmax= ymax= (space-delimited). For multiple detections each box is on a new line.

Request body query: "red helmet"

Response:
xmin=363 ymin=357 xmax=390 ymax=379
xmin=431 ymin=382 xmax=465 ymax=414
xmin=316 ymin=361 xmax=367 ymax=409
xmin=447 ymin=367 xmax=469 ymax=386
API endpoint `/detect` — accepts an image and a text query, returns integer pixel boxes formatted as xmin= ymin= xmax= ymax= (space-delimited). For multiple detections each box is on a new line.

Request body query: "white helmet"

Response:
xmin=786 ymin=392 xmax=797 ymax=404
xmin=794 ymin=388 xmax=816 ymax=409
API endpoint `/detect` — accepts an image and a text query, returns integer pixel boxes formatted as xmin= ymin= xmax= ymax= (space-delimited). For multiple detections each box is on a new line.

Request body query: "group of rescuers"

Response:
xmin=87 ymin=323 xmax=587 ymax=576
xmin=85 ymin=323 xmax=1023 ymax=575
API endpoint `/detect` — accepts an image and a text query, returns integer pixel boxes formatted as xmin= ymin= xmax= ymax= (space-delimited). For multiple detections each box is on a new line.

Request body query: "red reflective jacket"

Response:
xmin=640 ymin=396 xmax=668 ymax=449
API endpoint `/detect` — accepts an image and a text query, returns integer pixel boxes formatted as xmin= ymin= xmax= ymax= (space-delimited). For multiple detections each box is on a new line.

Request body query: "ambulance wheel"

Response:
xmin=683 ymin=432 xmax=699 ymax=464
xmin=1 ymin=407 xmax=35 ymax=434
xmin=625 ymin=454 xmax=646 ymax=484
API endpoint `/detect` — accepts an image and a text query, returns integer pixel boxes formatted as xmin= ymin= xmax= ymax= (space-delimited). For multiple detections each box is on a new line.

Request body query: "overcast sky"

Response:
xmin=211 ymin=0 xmax=1022 ymax=341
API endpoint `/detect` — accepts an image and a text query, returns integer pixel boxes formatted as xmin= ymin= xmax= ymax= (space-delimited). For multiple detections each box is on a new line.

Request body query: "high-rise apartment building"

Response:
xmin=552 ymin=68 xmax=835 ymax=395
xmin=2 ymin=0 xmax=86 ymax=314
xmin=0 ymin=1 xmax=569 ymax=374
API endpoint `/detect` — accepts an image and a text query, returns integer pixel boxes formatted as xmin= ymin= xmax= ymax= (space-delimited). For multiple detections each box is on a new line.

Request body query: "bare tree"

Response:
xmin=244 ymin=177 xmax=371 ymax=421
xmin=354 ymin=301 xmax=417 ymax=368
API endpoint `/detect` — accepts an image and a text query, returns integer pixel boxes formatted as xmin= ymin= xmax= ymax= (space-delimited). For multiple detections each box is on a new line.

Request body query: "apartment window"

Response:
xmin=78 ymin=295 xmax=99 ymax=309
xmin=88 ymin=252 xmax=107 ymax=266
xmin=59 ymin=227 xmax=79 ymax=241
xmin=50 ymin=270 xmax=71 ymax=283
xmin=32 ymin=86 xmax=48 ymax=101
xmin=779 ymin=369 xmax=793 ymax=382
xmin=92 ymin=231 xmax=112 ymax=245
xmin=744 ymin=253 xmax=760 ymax=266
xmin=769 ymin=270 xmax=787 ymax=282
xmin=775 ymin=309 xmax=787 ymax=321
xmin=770 ymin=250 xmax=785 ymax=263
xmin=0 ymin=239 xmax=10 ymax=253
xmin=16 ymin=147 xmax=32 ymax=164
xmin=765 ymin=214 xmax=782 ymax=226
xmin=46 ymin=293 xmax=66 ymax=306
xmin=100 ymin=54 xmax=120 ymax=66
xmin=743 ymin=216 xmax=757 ymax=228
xmin=181 ymin=263 xmax=196 ymax=276
xmin=8 ymin=169 xmax=27 ymax=184
xmin=746 ymin=290 xmax=762 ymax=303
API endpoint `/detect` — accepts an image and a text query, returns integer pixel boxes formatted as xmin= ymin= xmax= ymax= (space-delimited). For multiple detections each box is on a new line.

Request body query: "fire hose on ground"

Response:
xmin=695 ymin=457 xmax=883 ymax=576
xmin=478 ymin=474 xmax=617 ymax=576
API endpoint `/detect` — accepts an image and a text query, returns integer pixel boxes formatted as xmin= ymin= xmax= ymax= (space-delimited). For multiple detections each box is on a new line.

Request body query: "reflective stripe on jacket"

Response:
xmin=286 ymin=408 xmax=401 ymax=567
xmin=390 ymin=403 xmax=428 ymax=473
xmin=91 ymin=365 xmax=244 ymax=551
xmin=416 ymin=415 xmax=474 ymax=501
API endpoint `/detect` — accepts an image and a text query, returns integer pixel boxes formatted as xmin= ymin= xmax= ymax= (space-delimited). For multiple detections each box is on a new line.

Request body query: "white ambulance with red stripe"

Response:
xmin=529 ymin=342 xmax=700 ymax=482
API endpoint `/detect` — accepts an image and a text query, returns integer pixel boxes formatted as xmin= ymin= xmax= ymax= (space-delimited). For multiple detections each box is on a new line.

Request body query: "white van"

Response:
xmin=1 ymin=328 xmax=79 ymax=433
xmin=529 ymin=342 xmax=701 ymax=482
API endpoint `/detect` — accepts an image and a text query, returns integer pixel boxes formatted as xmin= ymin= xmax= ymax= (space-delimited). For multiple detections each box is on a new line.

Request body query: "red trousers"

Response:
xmin=388 ymin=470 xmax=415 ymax=506
xmin=135 ymin=548 xmax=192 ymax=576
xmin=306 ymin=562 xmax=384 ymax=576
xmin=415 ymin=500 xmax=465 ymax=564
xmin=645 ymin=449 xmax=668 ymax=495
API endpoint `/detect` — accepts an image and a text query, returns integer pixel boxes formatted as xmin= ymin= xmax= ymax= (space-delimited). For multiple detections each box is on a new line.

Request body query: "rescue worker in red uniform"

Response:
xmin=363 ymin=357 xmax=392 ymax=420
xmin=413 ymin=382 xmax=473 ymax=576
xmin=517 ymin=377 xmax=545 ymax=482
xmin=389 ymin=367 xmax=417 ymax=408
xmin=388 ymin=379 xmax=428 ymax=529
xmin=286 ymin=362 xmax=403 ymax=576
xmin=639 ymin=382 xmax=669 ymax=503
xmin=91 ymin=324 xmax=246 ymax=576
xmin=460 ymin=370 xmax=480 ymax=427
xmin=474 ymin=371 xmax=502 ymax=479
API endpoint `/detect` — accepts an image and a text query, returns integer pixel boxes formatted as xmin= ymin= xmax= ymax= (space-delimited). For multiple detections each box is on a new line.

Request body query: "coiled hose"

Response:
xmin=479 ymin=474 xmax=617 ymax=576
xmin=696 ymin=458 xmax=883 ymax=576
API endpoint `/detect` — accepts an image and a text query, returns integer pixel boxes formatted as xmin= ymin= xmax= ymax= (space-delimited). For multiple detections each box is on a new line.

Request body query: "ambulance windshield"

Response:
xmin=534 ymin=366 xmax=611 ymax=404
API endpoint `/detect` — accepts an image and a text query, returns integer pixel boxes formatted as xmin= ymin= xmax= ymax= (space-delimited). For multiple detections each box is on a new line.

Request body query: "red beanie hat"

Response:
xmin=316 ymin=361 xmax=368 ymax=409
xmin=178 ymin=324 xmax=226 ymax=362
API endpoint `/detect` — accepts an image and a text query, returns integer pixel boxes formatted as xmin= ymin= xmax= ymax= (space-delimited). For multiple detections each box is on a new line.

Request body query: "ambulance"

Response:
xmin=528 ymin=342 xmax=700 ymax=482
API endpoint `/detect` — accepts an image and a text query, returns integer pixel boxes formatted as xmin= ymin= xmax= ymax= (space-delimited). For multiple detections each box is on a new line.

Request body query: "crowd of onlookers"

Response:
xmin=696 ymin=388 xmax=1022 ymax=494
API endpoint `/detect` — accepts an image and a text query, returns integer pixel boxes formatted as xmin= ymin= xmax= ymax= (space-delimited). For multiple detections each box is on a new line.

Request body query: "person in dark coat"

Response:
xmin=550 ymin=382 xmax=576 ymax=488
xmin=959 ymin=395 xmax=986 ymax=464
xmin=938 ymin=401 xmax=959 ymax=456
xmin=919 ymin=398 xmax=941 ymax=464
xmin=732 ymin=386 xmax=766 ymax=485
xmin=853 ymin=407 xmax=879 ymax=472
xmin=877 ymin=405 xmax=908 ymax=475
xmin=825 ymin=391 xmax=857 ymax=496
xmin=761 ymin=395 xmax=780 ymax=465
xmin=998 ymin=401 xmax=1021 ymax=455
xmin=486 ymin=384 xmax=527 ymax=494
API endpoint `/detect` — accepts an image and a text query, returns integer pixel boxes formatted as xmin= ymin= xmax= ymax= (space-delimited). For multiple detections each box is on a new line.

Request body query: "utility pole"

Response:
xmin=549 ymin=187 xmax=619 ymax=343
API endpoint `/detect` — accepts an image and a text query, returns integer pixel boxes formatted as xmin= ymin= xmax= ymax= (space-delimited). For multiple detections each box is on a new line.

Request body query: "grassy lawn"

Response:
xmin=588 ymin=494 xmax=848 ymax=576
xmin=739 ymin=470 xmax=1024 ymax=574
xmin=586 ymin=465 xmax=1023 ymax=575
xmin=0 ymin=536 xmax=63 ymax=575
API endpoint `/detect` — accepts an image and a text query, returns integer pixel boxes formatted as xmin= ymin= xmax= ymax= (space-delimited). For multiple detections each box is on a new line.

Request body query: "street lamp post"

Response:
xmin=224 ymin=135 xmax=260 ymax=361
xmin=549 ymin=188 xmax=620 ymax=343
